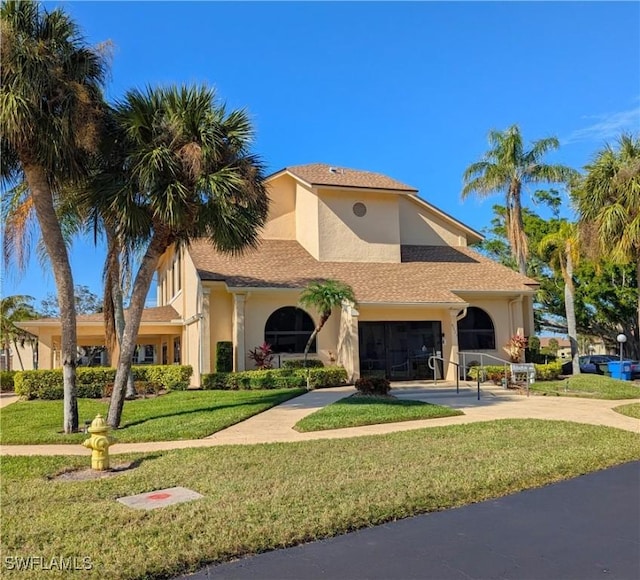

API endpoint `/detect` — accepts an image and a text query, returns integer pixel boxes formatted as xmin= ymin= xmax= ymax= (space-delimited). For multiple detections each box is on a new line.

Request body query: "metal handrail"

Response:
xmin=428 ymin=355 xmax=461 ymax=393
xmin=458 ymin=351 xmax=511 ymax=389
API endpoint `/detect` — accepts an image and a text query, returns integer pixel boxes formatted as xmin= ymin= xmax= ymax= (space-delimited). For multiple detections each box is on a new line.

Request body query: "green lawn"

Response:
xmin=613 ymin=402 xmax=640 ymax=419
xmin=0 ymin=389 xmax=305 ymax=444
xmin=530 ymin=374 xmax=640 ymax=399
xmin=294 ymin=395 xmax=463 ymax=432
xmin=2 ymin=420 xmax=639 ymax=579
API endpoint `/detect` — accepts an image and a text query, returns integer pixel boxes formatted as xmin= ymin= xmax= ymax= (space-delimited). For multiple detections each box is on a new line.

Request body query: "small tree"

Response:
xmin=298 ymin=279 xmax=356 ymax=367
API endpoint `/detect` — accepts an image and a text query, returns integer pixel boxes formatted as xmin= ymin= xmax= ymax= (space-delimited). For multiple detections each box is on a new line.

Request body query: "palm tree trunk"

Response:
xmin=12 ymin=339 xmax=24 ymax=370
xmin=303 ymin=328 xmax=320 ymax=367
xmin=24 ymin=164 xmax=78 ymax=433
xmin=107 ymin=230 xmax=171 ymax=428
xmin=509 ymin=185 xmax=528 ymax=276
xmin=106 ymin=229 xmax=136 ymax=398
xmin=564 ymin=250 xmax=580 ymax=375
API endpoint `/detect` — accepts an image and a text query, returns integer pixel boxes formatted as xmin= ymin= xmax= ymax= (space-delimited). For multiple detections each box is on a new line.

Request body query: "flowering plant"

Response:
xmin=504 ymin=334 xmax=528 ymax=362
xmin=248 ymin=342 xmax=275 ymax=369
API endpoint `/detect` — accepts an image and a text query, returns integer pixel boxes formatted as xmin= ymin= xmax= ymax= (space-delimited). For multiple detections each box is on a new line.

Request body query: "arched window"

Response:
xmin=457 ymin=307 xmax=495 ymax=350
xmin=265 ymin=307 xmax=316 ymax=354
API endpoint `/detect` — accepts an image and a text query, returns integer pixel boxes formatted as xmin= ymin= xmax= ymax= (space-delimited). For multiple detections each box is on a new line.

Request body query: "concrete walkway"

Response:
xmin=1 ymin=382 xmax=638 ymax=456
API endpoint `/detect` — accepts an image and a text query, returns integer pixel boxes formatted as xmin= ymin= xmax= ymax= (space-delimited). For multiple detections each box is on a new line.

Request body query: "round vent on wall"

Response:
xmin=353 ymin=202 xmax=367 ymax=217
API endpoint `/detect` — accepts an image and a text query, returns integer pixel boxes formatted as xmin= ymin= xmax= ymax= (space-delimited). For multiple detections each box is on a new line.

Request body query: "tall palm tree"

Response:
xmin=298 ymin=279 xmax=357 ymax=366
xmin=538 ymin=221 xmax=581 ymax=374
xmin=1 ymin=0 xmax=107 ymax=432
xmin=0 ymin=295 xmax=38 ymax=370
xmin=93 ymin=85 xmax=269 ymax=428
xmin=462 ymin=125 xmax=577 ymax=275
xmin=573 ymin=134 xmax=640 ymax=340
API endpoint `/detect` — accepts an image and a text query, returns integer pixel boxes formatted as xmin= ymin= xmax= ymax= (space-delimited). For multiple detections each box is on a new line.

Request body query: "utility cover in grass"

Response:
xmin=117 ymin=487 xmax=203 ymax=510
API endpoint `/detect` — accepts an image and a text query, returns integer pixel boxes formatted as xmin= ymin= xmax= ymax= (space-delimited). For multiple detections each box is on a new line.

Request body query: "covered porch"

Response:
xmin=17 ymin=306 xmax=184 ymax=370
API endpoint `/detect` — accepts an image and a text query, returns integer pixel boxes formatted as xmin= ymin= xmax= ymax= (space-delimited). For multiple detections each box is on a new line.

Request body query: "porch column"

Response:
xmin=167 ymin=337 xmax=174 ymax=365
xmin=337 ymin=300 xmax=360 ymax=382
xmin=233 ymin=293 xmax=247 ymax=372
xmin=447 ymin=309 xmax=460 ymax=381
xmin=201 ymin=288 xmax=212 ymax=374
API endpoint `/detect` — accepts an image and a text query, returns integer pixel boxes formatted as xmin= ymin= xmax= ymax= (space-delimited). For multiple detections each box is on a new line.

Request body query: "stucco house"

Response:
xmin=21 ymin=163 xmax=539 ymax=386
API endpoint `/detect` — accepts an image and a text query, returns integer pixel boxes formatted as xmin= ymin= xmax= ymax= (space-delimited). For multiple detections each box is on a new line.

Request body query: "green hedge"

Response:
xmin=281 ymin=359 xmax=325 ymax=369
xmin=216 ymin=341 xmax=233 ymax=373
xmin=14 ymin=365 xmax=193 ymax=400
xmin=1 ymin=371 xmax=17 ymax=393
xmin=202 ymin=366 xmax=348 ymax=390
xmin=467 ymin=361 xmax=562 ymax=384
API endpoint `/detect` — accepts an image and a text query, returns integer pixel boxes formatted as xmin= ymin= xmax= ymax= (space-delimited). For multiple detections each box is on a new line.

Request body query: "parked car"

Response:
xmin=561 ymin=355 xmax=617 ymax=375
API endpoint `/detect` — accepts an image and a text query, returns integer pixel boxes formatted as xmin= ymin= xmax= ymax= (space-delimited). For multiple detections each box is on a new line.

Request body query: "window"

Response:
xmin=134 ymin=344 xmax=156 ymax=364
xmin=265 ymin=307 xmax=316 ymax=354
xmin=457 ymin=307 xmax=495 ymax=350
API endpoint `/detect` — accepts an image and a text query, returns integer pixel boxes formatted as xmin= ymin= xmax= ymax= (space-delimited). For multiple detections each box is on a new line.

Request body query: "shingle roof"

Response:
xmin=278 ymin=163 xmax=418 ymax=192
xmin=188 ymin=239 xmax=538 ymax=304
xmin=26 ymin=305 xmax=180 ymax=324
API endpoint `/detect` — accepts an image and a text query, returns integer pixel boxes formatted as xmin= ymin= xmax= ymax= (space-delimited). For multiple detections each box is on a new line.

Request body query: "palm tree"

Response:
xmin=298 ymin=279 xmax=357 ymax=366
xmin=538 ymin=221 xmax=581 ymax=374
xmin=573 ymin=134 xmax=640 ymax=341
xmin=0 ymin=295 xmax=38 ymax=370
xmin=93 ymin=85 xmax=269 ymax=428
xmin=462 ymin=125 xmax=577 ymax=275
xmin=1 ymin=0 xmax=107 ymax=432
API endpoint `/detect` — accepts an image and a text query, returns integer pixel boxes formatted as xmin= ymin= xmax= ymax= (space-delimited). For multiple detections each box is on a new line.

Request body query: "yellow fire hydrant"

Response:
xmin=82 ymin=414 xmax=116 ymax=471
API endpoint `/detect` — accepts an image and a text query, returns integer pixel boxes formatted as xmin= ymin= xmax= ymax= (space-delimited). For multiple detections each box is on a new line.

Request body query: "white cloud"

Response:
xmin=563 ymin=105 xmax=640 ymax=145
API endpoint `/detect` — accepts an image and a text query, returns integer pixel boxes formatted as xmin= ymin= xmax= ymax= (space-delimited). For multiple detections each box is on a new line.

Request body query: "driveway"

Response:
xmin=181 ymin=460 xmax=640 ymax=580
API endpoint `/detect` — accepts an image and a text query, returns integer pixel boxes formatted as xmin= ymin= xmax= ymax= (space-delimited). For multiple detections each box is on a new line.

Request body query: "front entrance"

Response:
xmin=359 ymin=321 xmax=443 ymax=380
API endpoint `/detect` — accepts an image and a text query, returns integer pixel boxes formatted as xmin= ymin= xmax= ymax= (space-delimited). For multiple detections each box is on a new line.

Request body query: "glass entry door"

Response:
xmin=359 ymin=321 xmax=443 ymax=380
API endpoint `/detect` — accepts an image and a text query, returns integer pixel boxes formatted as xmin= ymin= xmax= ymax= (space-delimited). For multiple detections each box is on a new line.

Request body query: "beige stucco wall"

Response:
xmin=2 ymin=341 xmax=37 ymax=371
xmin=398 ymin=197 xmax=468 ymax=247
xmin=241 ymin=291 xmax=340 ymax=370
xmin=455 ymin=295 xmax=533 ymax=363
xmin=262 ymin=175 xmax=296 ymax=240
xmin=208 ymin=284 xmax=234 ymax=371
xmin=295 ymin=183 xmax=320 ymax=258
xmin=317 ymin=189 xmax=401 ymax=263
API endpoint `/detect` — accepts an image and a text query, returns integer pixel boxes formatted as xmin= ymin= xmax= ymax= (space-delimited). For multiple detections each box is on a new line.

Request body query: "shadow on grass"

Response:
xmin=117 ymin=391 xmax=303 ymax=430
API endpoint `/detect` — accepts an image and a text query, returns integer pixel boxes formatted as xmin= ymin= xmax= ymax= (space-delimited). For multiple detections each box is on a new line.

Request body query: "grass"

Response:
xmin=1 ymin=420 xmax=639 ymax=579
xmin=613 ymin=402 xmax=640 ymax=419
xmin=294 ymin=395 xmax=463 ymax=432
xmin=530 ymin=374 xmax=640 ymax=399
xmin=0 ymin=389 xmax=305 ymax=444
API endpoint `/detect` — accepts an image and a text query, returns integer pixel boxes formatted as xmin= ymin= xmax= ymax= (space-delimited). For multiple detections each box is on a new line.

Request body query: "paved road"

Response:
xmin=181 ymin=461 xmax=640 ymax=580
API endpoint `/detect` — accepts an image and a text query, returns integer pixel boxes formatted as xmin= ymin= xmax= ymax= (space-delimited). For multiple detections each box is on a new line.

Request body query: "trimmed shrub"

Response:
xmin=534 ymin=361 xmax=562 ymax=381
xmin=281 ymin=359 xmax=324 ymax=369
xmin=467 ymin=361 xmax=562 ymax=384
xmin=201 ymin=366 xmax=348 ymax=390
xmin=306 ymin=367 xmax=347 ymax=388
xmin=14 ymin=365 xmax=193 ymax=399
xmin=143 ymin=365 xmax=192 ymax=391
xmin=16 ymin=370 xmax=66 ymax=399
xmin=355 ymin=377 xmax=391 ymax=396
xmin=216 ymin=341 xmax=233 ymax=373
xmin=1 ymin=371 xmax=17 ymax=392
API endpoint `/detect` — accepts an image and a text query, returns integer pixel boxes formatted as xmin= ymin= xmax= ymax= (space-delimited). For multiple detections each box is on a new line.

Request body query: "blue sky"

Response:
xmin=4 ymin=0 xmax=640 ymax=307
